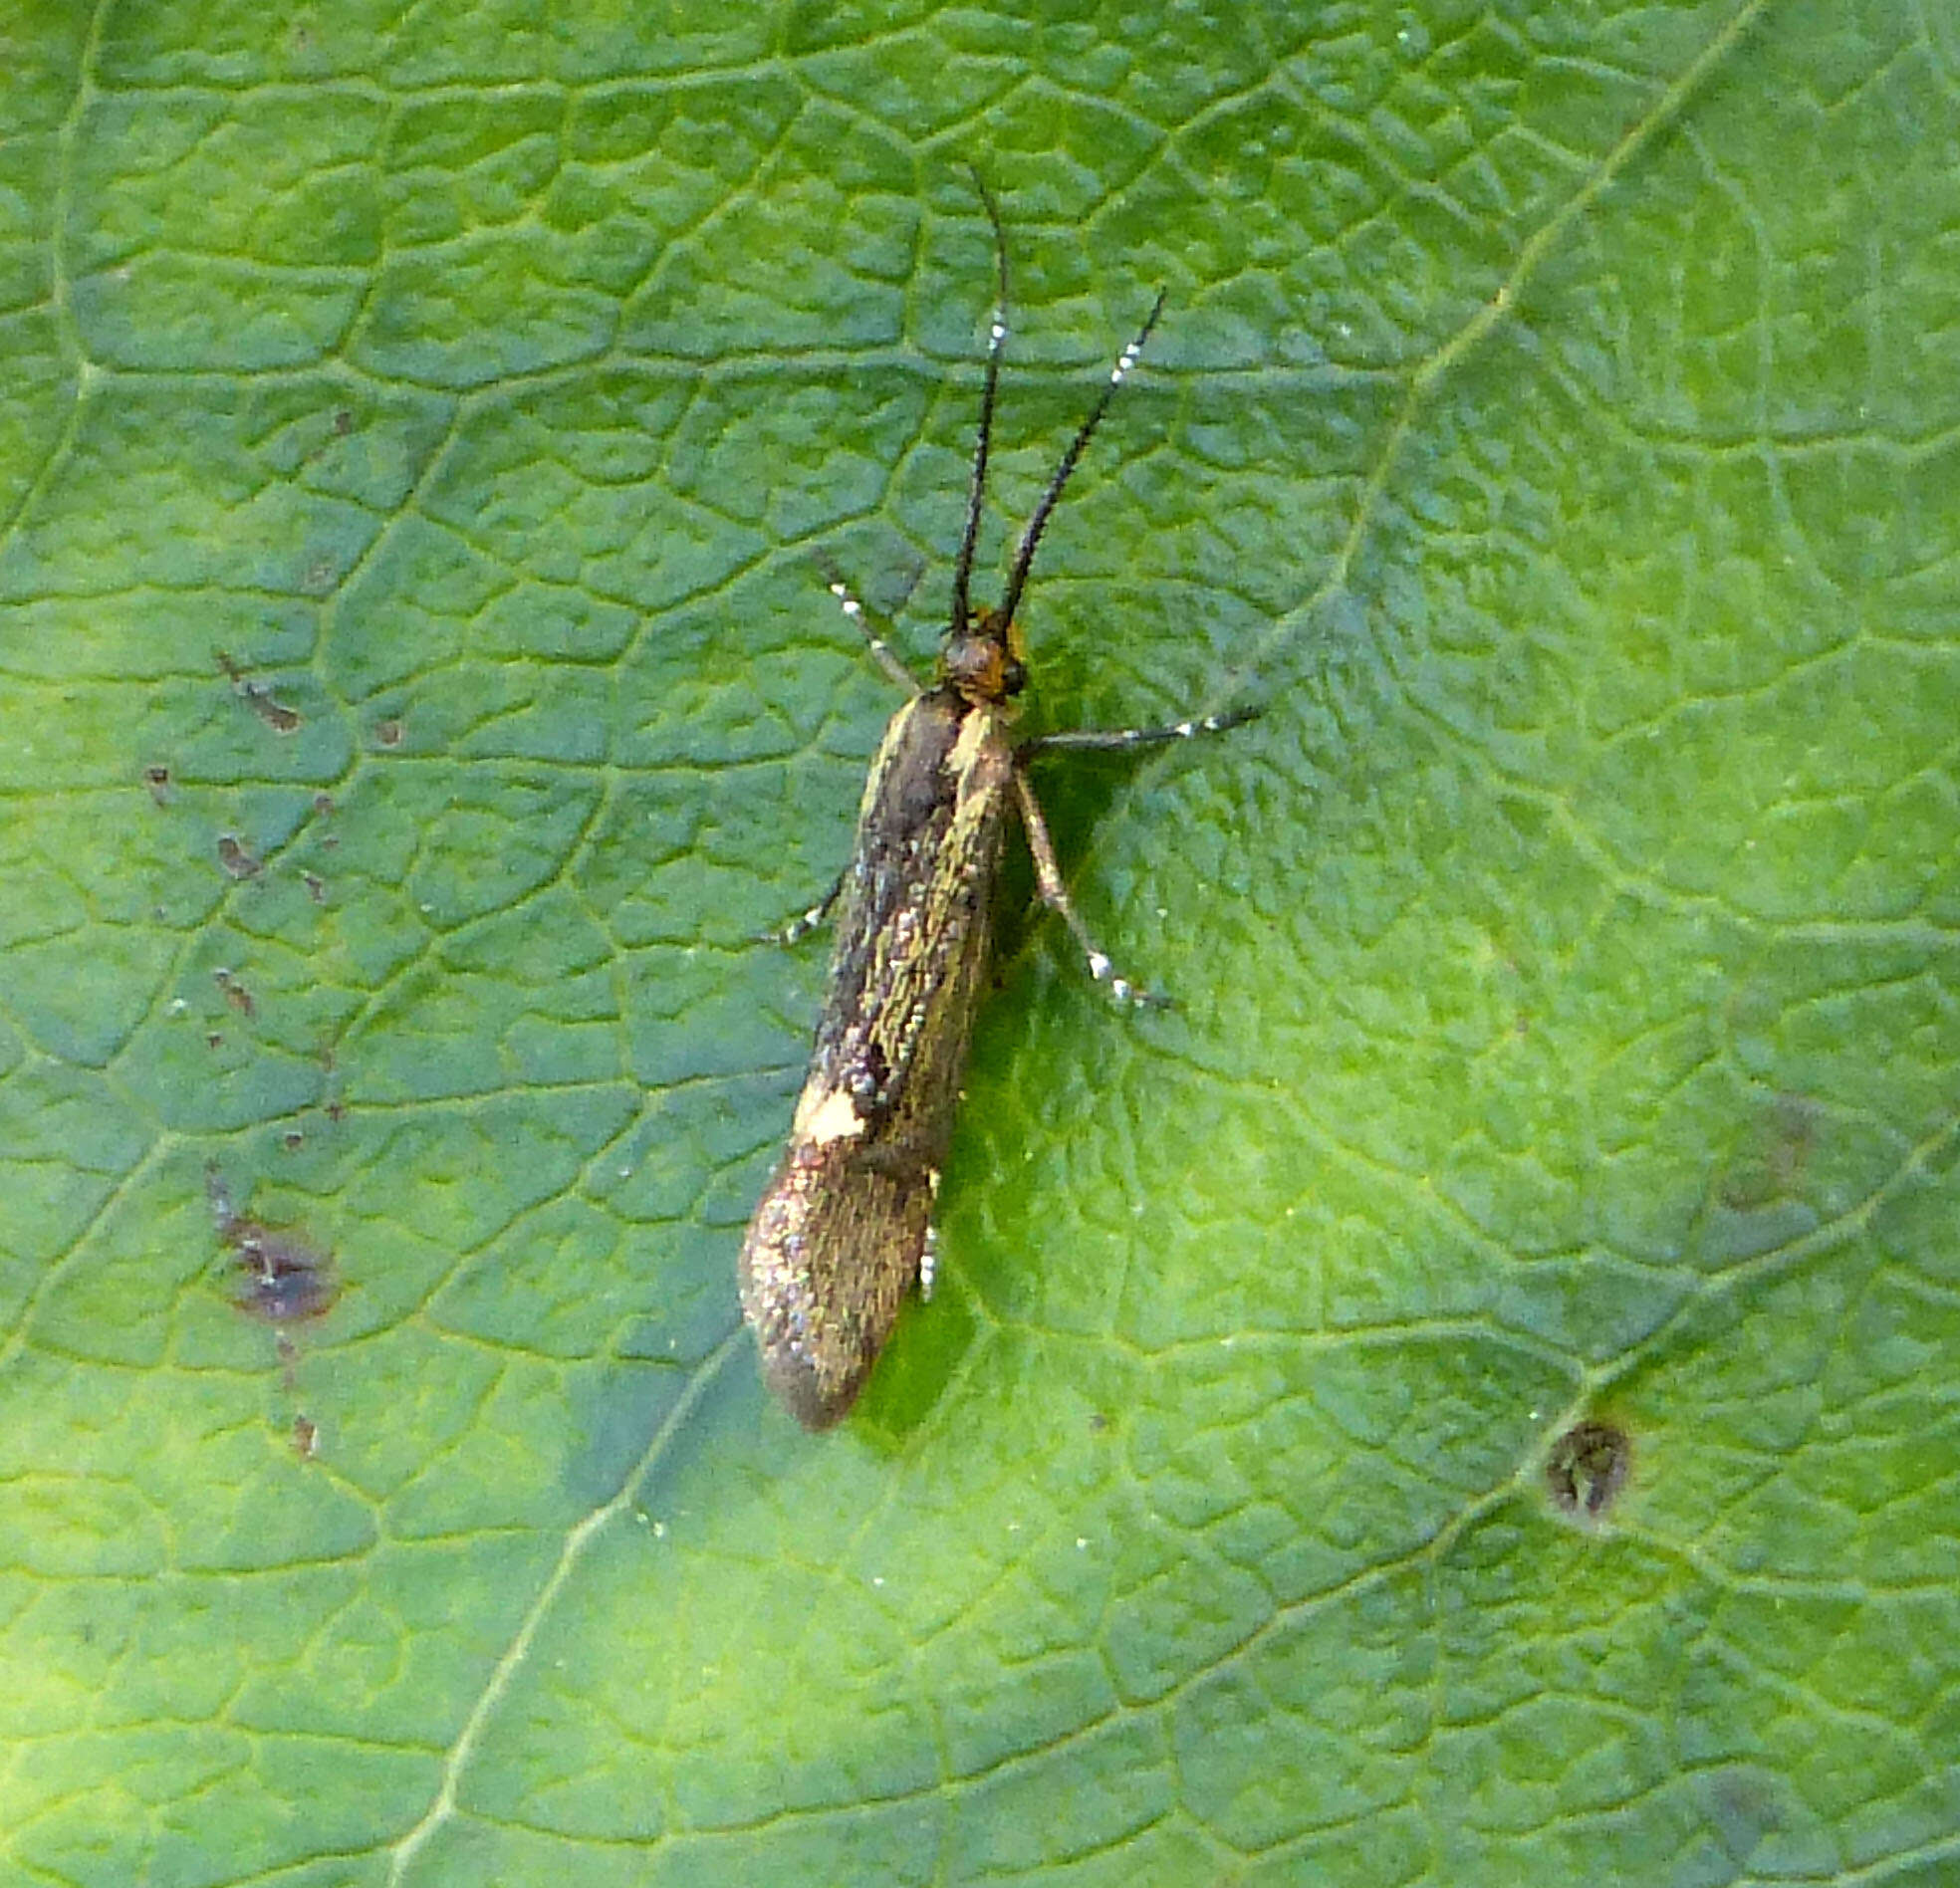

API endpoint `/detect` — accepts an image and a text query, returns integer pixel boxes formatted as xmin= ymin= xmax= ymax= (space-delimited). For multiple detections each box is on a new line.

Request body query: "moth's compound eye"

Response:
xmin=1001 ymin=657 xmax=1028 ymax=696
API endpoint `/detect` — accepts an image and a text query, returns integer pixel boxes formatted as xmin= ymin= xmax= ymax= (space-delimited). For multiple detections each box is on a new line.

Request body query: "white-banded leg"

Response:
xmin=759 ymin=868 xmax=847 ymax=947
xmin=1021 ymin=703 xmax=1260 ymax=757
xmin=815 ymin=556 xmax=924 ymax=696
xmin=1012 ymin=770 xmax=1168 ymax=1010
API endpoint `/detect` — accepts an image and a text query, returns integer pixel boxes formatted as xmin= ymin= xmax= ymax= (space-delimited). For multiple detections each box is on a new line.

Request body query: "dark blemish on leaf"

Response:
xmin=144 ymin=765 xmax=171 ymax=805
xmin=213 ymin=969 xmax=254 ymax=1017
xmin=333 ymin=407 xmax=352 ymax=435
xmin=375 ymin=717 xmax=402 ymax=748
xmin=216 ymin=835 xmax=261 ymax=878
xmin=326 ymin=1101 xmax=347 ymax=1123
xmin=230 ymin=1223 xmax=338 ymax=1323
xmin=303 ymin=871 xmax=327 ymax=903
xmin=282 ymin=1130 xmax=304 ymax=1151
xmin=205 ymin=1163 xmax=340 ymax=1324
xmin=217 ymin=650 xmax=302 ymax=734
xmin=1702 ymin=1766 xmax=1784 ymax=1864
xmin=1719 ymin=1092 xmax=1821 ymax=1211
xmin=313 ymin=792 xmax=336 ymax=817
xmin=292 ymin=1414 xmax=319 ymax=1459
xmin=1546 ymin=1421 xmax=1631 ymax=1520
xmin=205 ymin=1032 xmax=224 ymax=1050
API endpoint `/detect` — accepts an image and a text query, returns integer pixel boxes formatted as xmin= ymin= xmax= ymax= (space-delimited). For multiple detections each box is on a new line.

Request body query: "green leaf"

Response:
xmin=4 ymin=1 xmax=1957 ymax=1882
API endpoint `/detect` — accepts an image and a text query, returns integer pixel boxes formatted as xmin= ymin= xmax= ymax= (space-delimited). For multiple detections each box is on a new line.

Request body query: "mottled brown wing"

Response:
xmin=739 ymin=695 xmax=1016 ymax=1426
xmin=737 ymin=1136 xmax=937 ymax=1428
xmin=807 ymin=694 xmax=1013 ymax=1133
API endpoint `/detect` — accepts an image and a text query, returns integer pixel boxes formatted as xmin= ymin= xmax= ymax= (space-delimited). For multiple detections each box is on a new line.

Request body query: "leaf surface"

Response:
xmin=3 ymin=2 xmax=1957 ymax=1883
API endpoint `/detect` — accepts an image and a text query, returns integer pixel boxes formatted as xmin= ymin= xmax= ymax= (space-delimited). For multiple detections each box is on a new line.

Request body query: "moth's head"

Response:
xmin=940 ymin=602 xmax=1028 ymax=706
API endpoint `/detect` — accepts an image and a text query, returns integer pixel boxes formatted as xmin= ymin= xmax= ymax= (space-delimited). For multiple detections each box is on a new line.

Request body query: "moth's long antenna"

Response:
xmin=997 ymin=287 xmax=1166 ymax=634
xmin=951 ymin=168 xmax=1009 ymax=636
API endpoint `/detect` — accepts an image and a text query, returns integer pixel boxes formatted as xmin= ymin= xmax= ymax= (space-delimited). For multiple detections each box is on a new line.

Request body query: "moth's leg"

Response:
xmin=1012 ymin=769 xmax=1167 ymax=1010
xmin=815 ymin=557 xmax=925 ymax=696
xmin=918 ymin=1224 xmax=938 ymax=1301
xmin=1021 ymin=703 xmax=1259 ymax=756
xmin=759 ymin=865 xmax=847 ymax=946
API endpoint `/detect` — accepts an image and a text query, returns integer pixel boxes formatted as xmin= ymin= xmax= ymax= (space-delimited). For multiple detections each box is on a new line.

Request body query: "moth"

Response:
xmin=738 ymin=183 xmax=1251 ymax=1429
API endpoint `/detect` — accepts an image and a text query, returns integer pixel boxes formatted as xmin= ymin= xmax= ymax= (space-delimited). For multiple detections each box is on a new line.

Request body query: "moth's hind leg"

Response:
xmin=1012 ymin=770 xmax=1169 ymax=1010
xmin=758 ymin=866 xmax=848 ymax=947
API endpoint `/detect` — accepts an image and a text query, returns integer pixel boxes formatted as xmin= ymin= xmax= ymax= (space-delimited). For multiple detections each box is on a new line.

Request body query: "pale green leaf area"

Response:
xmin=1 ymin=0 xmax=1956 ymax=1882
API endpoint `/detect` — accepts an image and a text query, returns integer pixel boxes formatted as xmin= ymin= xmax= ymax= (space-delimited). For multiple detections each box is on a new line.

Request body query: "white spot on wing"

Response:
xmin=795 ymin=1085 xmax=869 ymax=1143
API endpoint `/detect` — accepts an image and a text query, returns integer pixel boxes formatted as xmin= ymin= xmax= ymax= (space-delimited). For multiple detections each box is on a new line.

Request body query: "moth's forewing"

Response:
xmin=737 ymin=1139 xmax=935 ymax=1428
xmin=738 ymin=697 xmax=1016 ymax=1427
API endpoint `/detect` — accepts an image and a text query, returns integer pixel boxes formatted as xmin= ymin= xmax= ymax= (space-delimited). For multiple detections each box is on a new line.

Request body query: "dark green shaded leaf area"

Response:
xmin=3 ymin=1 xmax=1956 ymax=1882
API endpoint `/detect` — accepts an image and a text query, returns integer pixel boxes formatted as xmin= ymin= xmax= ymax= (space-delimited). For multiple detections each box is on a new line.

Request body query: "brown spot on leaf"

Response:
xmin=375 ymin=717 xmax=403 ymax=748
xmin=1546 ymin=1421 xmax=1631 ymax=1520
xmin=213 ymin=969 xmax=254 ymax=1017
xmin=143 ymin=764 xmax=171 ymax=805
xmin=216 ymin=835 xmax=261 ymax=878
xmin=205 ymin=1164 xmax=340 ymax=1324
xmin=217 ymin=650 xmax=302 ymax=733
xmin=303 ymin=871 xmax=327 ymax=904
xmin=1718 ymin=1093 xmax=1821 ymax=1212
xmin=292 ymin=1414 xmax=319 ymax=1459
xmin=231 ymin=1223 xmax=338 ymax=1323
